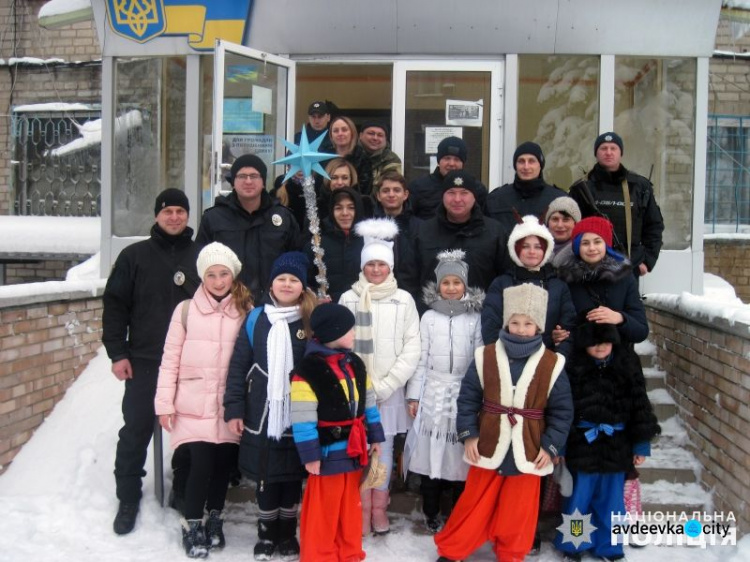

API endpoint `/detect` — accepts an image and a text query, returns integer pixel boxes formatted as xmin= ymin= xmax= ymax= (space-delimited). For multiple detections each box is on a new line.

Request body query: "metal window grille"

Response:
xmin=11 ymin=109 xmax=102 ymax=216
xmin=706 ymin=114 xmax=750 ymax=232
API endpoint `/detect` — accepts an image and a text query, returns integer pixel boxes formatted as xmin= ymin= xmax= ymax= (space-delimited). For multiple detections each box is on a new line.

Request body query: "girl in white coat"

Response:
xmin=403 ymin=249 xmax=484 ymax=534
xmin=155 ymin=242 xmax=252 ymax=558
xmin=338 ymin=218 xmax=421 ymax=535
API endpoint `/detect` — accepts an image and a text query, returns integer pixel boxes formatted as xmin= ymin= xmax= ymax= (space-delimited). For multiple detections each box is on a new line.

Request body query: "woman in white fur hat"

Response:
xmin=155 ymin=242 xmax=252 ymax=558
xmin=482 ymin=214 xmax=577 ymax=358
xmin=339 ymin=217 xmax=421 ymax=536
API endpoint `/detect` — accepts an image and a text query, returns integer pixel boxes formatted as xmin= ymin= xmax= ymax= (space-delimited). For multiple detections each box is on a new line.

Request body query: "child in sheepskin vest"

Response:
xmin=435 ymin=283 xmax=573 ymax=562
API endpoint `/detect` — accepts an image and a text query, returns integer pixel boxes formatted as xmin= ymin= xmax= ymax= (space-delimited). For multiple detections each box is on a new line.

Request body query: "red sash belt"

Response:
xmin=318 ymin=416 xmax=368 ymax=465
xmin=482 ymin=399 xmax=544 ymax=427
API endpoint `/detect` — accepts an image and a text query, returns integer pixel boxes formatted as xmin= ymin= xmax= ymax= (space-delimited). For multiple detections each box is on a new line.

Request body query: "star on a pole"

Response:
xmin=273 ymin=127 xmax=331 ymax=183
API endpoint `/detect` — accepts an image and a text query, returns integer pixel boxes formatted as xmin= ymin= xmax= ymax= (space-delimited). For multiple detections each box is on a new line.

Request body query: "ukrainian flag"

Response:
xmin=163 ymin=0 xmax=253 ymax=50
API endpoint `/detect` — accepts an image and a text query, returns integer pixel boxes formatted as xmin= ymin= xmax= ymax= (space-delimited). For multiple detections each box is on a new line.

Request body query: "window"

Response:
xmin=11 ymin=106 xmax=101 ymax=216
xmin=706 ymin=115 xmax=750 ymax=232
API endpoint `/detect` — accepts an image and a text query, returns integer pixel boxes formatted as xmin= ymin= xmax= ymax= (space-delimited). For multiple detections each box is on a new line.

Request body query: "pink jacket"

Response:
xmin=155 ymin=285 xmax=245 ymax=449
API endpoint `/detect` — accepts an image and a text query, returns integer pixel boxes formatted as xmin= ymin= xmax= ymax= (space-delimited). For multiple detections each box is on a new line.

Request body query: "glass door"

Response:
xmin=211 ymin=41 xmax=296 ymax=203
xmin=392 ymin=61 xmax=503 ymax=190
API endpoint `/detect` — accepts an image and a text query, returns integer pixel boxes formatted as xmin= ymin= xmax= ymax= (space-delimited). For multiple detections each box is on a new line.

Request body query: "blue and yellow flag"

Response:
xmin=107 ymin=0 xmax=253 ymax=50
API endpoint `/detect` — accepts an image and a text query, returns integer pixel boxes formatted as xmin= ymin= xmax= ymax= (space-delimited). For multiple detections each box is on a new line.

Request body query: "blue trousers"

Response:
xmin=554 ymin=470 xmax=625 ymax=559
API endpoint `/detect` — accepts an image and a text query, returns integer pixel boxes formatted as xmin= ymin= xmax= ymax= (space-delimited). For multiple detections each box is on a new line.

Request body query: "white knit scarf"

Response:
xmin=264 ymin=302 xmax=301 ymax=440
xmin=351 ymin=272 xmax=398 ymax=376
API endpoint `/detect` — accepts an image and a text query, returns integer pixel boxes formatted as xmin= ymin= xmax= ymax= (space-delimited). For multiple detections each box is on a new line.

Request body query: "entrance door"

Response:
xmin=392 ymin=61 xmax=504 ymax=190
xmin=211 ymin=41 xmax=296 ymax=204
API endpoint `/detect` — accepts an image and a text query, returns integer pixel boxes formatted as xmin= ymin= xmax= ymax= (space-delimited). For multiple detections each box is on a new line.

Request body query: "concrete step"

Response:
xmin=635 ymin=340 xmax=657 ymax=368
xmin=643 ymin=367 xmax=666 ymax=392
xmin=639 ymin=444 xmax=700 ymax=484
xmin=648 ymin=388 xmax=677 ymax=421
xmin=641 ymin=480 xmax=711 ymax=515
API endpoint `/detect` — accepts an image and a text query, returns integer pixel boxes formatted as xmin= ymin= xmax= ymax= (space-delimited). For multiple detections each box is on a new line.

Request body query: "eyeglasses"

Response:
xmin=235 ymin=173 xmax=262 ymax=181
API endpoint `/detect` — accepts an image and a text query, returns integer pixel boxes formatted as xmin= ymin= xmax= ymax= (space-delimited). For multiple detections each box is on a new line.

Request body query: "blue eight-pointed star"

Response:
xmin=273 ymin=127 xmax=331 ymax=183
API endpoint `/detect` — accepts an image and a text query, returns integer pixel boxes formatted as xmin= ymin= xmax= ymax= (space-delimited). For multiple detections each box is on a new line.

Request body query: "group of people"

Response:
xmin=101 ymin=116 xmax=665 ymax=562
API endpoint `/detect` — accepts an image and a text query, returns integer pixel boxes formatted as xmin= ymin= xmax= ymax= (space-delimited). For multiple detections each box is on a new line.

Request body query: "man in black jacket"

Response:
xmin=569 ymin=132 xmax=664 ymax=277
xmin=485 ymin=141 xmax=567 ymax=236
xmin=197 ymin=154 xmax=301 ymax=302
xmin=408 ymin=136 xmax=488 ymax=220
xmin=103 ymin=189 xmax=200 ymax=535
xmin=413 ymin=170 xmax=508 ymax=298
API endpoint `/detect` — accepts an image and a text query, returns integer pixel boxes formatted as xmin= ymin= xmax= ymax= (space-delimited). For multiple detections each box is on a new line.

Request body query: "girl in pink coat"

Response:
xmin=155 ymin=242 xmax=253 ymax=559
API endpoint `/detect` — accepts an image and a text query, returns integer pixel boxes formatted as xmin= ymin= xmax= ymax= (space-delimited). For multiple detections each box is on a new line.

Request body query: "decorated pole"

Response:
xmin=273 ymin=128 xmax=332 ymax=299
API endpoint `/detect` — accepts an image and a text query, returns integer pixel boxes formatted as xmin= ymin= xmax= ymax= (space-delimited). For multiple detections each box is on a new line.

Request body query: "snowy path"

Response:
xmin=1 ymin=347 xmax=746 ymax=561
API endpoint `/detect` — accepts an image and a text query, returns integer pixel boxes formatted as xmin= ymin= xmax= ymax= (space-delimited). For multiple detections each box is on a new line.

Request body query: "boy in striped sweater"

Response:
xmin=291 ymin=303 xmax=385 ymax=562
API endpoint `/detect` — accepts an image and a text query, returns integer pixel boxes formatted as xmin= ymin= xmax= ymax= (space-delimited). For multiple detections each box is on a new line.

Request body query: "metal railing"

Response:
xmin=11 ymin=109 xmax=102 ymax=217
xmin=706 ymin=114 xmax=750 ymax=233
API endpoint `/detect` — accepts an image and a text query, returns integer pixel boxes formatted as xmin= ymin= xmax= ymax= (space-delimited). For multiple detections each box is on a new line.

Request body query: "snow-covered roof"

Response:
xmin=13 ymin=102 xmax=95 ymax=113
xmin=0 ymin=216 xmax=99 ymax=257
xmin=38 ymin=0 xmax=93 ymax=30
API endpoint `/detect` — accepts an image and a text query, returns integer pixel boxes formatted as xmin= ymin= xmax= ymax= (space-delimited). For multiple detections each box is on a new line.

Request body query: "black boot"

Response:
xmin=181 ymin=518 xmax=209 ymax=559
xmin=254 ymin=518 xmax=279 ymax=561
xmin=277 ymin=517 xmax=300 ymax=561
xmin=113 ymin=501 xmax=139 ymax=535
xmin=205 ymin=509 xmax=225 ymax=549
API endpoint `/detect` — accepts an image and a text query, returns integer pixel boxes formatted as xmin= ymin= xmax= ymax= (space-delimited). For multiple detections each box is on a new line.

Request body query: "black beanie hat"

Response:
xmin=311 ymin=303 xmax=355 ymax=344
xmin=513 ymin=141 xmax=545 ymax=171
xmin=442 ymin=170 xmax=481 ymax=199
xmin=228 ymin=154 xmax=267 ymax=185
xmin=594 ymin=132 xmax=624 ymax=156
xmin=437 ymin=136 xmax=467 ymax=164
xmin=360 ymin=121 xmax=390 ymax=139
xmin=575 ymin=319 xmax=621 ymax=349
xmin=154 ymin=188 xmax=189 ymax=216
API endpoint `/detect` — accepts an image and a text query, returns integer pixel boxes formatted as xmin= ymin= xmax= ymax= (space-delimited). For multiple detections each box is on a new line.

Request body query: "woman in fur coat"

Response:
xmin=403 ymin=249 xmax=484 ymax=534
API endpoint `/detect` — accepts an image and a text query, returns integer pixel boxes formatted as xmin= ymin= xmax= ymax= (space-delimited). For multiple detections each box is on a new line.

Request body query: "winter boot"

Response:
xmin=361 ymin=488 xmax=373 ymax=536
xmin=205 ymin=509 xmax=225 ymax=549
xmin=181 ymin=518 xmax=209 ymax=559
xmin=254 ymin=518 xmax=279 ymax=561
xmin=371 ymin=489 xmax=390 ymax=535
xmin=277 ymin=517 xmax=300 ymax=561
xmin=113 ymin=501 xmax=139 ymax=535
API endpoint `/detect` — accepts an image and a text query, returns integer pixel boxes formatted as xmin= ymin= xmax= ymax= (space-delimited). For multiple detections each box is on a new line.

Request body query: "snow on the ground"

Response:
xmin=0 ymin=216 xmax=99 ymax=255
xmin=0 ymin=346 xmax=745 ymax=561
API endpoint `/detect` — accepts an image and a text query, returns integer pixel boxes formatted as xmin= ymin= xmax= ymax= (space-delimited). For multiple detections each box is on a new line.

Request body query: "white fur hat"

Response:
xmin=196 ymin=242 xmax=242 ymax=280
xmin=502 ymin=283 xmax=548 ymax=332
xmin=507 ymin=215 xmax=555 ymax=269
xmin=356 ymin=218 xmax=399 ymax=270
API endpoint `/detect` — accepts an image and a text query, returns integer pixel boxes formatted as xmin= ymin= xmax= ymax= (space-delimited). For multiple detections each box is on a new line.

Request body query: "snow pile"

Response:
xmin=0 ymin=216 xmax=99 ymax=256
xmin=39 ymin=0 xmax=91 ymax=19
xmin=66 ymin=252 xmax=101 ymax=281
xmin=13 ymin=102 xmax=94 ymax=112
xmin=50 ymin=110 xmax=142 ymax=157
xmin=646 ymin=274 xmax=750 ymax=326
xmin=0 ymin=278 xmax=105 ymax=301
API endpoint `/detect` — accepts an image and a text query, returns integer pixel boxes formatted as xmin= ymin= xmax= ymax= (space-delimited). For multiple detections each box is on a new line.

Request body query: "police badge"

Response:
xmin=174 ymin=271 xmax=186 ymax=286
xmin=272 ymin=214 xmax=283 ymax=226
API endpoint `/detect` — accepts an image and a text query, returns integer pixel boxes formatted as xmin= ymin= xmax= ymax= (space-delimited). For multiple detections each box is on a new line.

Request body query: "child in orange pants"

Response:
xmin=435 ymin=284 xmax=573 ymax=562
xmin=291 ymin=304 xmax=385 ymax=562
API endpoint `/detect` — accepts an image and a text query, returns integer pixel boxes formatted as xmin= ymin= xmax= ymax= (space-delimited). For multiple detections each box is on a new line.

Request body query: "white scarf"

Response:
xmin=351 ymin=272 xmax=398 ymax=377
xmin=264 ymin=302 xmax=301 ymax=440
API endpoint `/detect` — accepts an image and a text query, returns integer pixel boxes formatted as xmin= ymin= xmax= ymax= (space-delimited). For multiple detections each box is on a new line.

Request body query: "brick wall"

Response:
xmin=711 ymin=19 xmax=750 ymax=116
xmin=0 ymin=0 xmax=102 ymax=215
xmin=646 ymin=302 xmax=750 ymax=535
xmin=704 ymin=237 xmax=750 ymax=303
xmin=3 ymin=259 xmax=85 ymax=285
xmin=0 ymin=288 xmax=104 ymax=473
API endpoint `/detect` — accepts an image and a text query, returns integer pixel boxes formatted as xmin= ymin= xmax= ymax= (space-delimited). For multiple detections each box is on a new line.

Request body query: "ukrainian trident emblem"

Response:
xmin=570 ymin=519 xmax=583 ymax=537
xmin=106 ymin=0 xmax=166 ymax=43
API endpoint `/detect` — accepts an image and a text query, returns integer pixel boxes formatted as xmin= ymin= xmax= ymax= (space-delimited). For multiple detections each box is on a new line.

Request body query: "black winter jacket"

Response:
xmin=564 ymin=345 xmax=660 ymax=473
xmin=102 ymin=224 xmax=200 ymax=362
xmin=408 ymin=167 xmax=489 ymax=220
xmin=373 ymin=201 xmax=422 ymax=300
xmin=223 ymin=306 xmax=307 ymax=485
xmin=569 ymin=164 xmax=664 ymax=273
xmin=554 ymin=246 xmax=649 ymax=344
xmin=196 ymin=190 xmax=301 ymax=302
xmin=481 ymin=264 xmax=577 ymax=357
xmin=414 ymin=204 xmax=509 ymax=293
xmin=485 ymin=177 xmax=567 ymax=237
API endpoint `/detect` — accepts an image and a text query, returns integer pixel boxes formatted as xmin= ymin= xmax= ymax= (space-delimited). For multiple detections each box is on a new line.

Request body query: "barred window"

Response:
xmin=11 ymin=104 xmax=101 ymax=217
xmin=706 ymin=115 xmax=750 ymax=232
